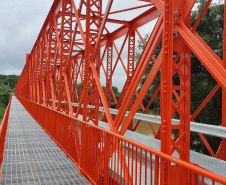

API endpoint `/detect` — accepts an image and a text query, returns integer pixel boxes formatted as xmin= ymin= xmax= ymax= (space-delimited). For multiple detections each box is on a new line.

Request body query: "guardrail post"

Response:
xmin=79 ymin=123 xmax=85 ymax=175
xmin=104 ymin=134 xmax=110 ymax=184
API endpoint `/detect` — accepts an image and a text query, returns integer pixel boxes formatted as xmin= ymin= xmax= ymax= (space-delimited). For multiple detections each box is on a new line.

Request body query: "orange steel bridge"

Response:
xmin=1 ymin=0 xmax=226 ymax=184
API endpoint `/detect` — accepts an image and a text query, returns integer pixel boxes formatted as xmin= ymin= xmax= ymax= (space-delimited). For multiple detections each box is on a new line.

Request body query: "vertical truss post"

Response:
xmin=161 ymin=0 xmax=174 ymax=184
xmin=37 ymin=46 xmax=41 ymax=104
xmin=106 ymin=42 xmax=113 ymax=108
xmin=30 ymin=53 xmax=34 ymax=101
xmin=32 ymin=51 xmax=35 ymax=102
xmin=72 ymin=58 xmax=78 ymax=102
xmin=41 ymin=31 xmax=47 ymax=107
xmin=45 ymin=31 xmax=50 ymax=108
xmin=56 ymin=0 xmax=65 ymax=112
xmin=28 ymin=54 xmax=32 ymax=101
xmin=84 ymin=0 xmax=102 ymax=125
xmin=127 ymin=30 xmax=135 ymax=130
xmin=168 ymin=1 xmax=191 ymax=164
xmin=50 ymin=14 xmax=58 ymax=110
xmin=83 ymin=0 xmax=91 ymax=122
xmin=39 ymin=39 xmax=44 ymax=106
xmin=26 ymin=54 xmax=30 ymax=100
xmin=80 ymin=55 xmax=85 ymax=99
xmin=34 ymin=48 xmax=38 ymax=103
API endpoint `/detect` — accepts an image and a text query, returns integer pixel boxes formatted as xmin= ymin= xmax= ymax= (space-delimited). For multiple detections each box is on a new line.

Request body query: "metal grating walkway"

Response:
xmin=0 ymin=97 xmax=90 ymax=185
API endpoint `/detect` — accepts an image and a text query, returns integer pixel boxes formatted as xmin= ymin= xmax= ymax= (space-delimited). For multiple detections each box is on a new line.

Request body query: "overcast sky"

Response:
xmin=0 ymin=0 xmax=222 ymax=91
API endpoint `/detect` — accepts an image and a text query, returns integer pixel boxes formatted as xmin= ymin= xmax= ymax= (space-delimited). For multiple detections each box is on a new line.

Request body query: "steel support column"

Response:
xmin=160 ymin=0 xmax=174 ymax=183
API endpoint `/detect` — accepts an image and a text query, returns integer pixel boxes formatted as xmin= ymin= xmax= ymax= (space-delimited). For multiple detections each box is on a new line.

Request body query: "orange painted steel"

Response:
xmin=0 ymin=97 xmax=12 ymax=180
xmin=16 ymin=96 xmax=226 ymax=185
xmin=14 ymin=0 xmax=226 ymax=184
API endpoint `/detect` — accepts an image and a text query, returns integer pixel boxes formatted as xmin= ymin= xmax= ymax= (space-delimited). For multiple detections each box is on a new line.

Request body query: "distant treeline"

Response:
xmin=0 ymin=74 xmax=19 ymax=118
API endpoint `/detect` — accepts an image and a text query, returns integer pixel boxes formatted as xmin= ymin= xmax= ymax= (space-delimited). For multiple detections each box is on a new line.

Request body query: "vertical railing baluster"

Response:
xmin=176 ymin=164 xmax=178 ymax=185
xmin=151 ymin=153 xmax=153 ymax=185
xmin=135 ymin=146 xmax=137 ymax=185
xmin=154 ymin=156 xmax=159 ymax=185
xmin=116 ymin=138 xmax=119 ymax=184
xmin=114 ymin=136 xmax=116 ymax=185
xmin=140 ymin=148 xmax=142 ymax=185
xmin=110 ymin=135 xmax=113 ymax=184
xmin=132 ymin=145 xmax=134 ymax=185
xmin=183 ymin=168 xmax=186 ymax=185
xmin=127 ymin=142 xmax=130 ymax=185
xmin=124 ymin=140 xmax=126 ymax=185
xmin=120 ymin=139 xmax=123 ymax=185
xmin=202 ymin=175 xmax=204 ymax=185
xmin=145 ymin=151 xmax=147 ymax=185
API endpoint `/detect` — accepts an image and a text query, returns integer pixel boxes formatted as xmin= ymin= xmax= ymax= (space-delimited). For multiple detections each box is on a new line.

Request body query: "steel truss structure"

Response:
xmin=15 ymin=0 xmax=226 ymax=184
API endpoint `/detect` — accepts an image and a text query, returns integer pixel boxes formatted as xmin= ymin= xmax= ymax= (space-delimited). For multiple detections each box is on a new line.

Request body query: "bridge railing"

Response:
xmin=17 ymin=96 xmax=226 ymax=185
xmin=0 ymin=97 xmax=12 ymax=180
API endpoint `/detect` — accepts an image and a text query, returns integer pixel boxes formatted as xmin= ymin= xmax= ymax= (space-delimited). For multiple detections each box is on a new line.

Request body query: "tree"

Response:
xmin=0 ymin=75 xmax=19 ymax=89
xmin=0 ymin=92 xmax=10 ymax=107
xmin=135 ymin=1 xmax=223 ymax=154
xmin=102 ymin=86 xmax=121 ymax=108
xmin=0 ymin=75 xmax=19 ymax=119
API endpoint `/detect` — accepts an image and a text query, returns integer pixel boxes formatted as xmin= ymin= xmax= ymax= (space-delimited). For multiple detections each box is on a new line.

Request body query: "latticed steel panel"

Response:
xmin=1 ymin=97 xmax=90 ymax=185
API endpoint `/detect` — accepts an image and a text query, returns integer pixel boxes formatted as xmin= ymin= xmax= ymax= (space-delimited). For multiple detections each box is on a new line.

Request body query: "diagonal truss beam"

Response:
xmin=176 ymin=22 xmax=226 ymax=91
xmin=114 ymin=17 xmax=163 ymax=130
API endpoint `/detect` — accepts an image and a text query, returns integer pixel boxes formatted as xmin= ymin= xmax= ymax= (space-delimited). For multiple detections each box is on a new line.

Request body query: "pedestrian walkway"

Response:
xmin=0 ymin=97 xmax=90 ymax=185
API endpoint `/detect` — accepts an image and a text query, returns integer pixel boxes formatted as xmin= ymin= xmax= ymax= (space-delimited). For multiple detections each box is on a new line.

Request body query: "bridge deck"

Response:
xmin=77 ymin=115 xmax=226 ymax=183
xmin=1 ymin=97 xmax=90 ymax=185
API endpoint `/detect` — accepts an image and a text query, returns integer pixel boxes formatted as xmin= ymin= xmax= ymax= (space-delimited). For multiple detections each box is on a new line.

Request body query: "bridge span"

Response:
xmin=2 ymin=0 xmax=226 ymax=184
xmin=0 ymin=96 xmax=225 ymax=184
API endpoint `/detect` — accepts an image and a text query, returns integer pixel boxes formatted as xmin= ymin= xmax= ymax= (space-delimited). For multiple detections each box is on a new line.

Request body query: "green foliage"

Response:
xmin=102 ymin=86 xmax=121 ymax=108
xmin=0 ymin=75 xmax=19 ymax=89
xmin=135 ymin=1 xmax=223 ymax=155
xmin=0 ymin=92 xmax=10 ymax=107
xmin=189 ymin=1 xmax=223 ymax=154
xmin=135 ymin=34 xmax=162 ymax=115
xmin=0 ymin=107 xmax=6 ymax=119
xmin=76 ymin=83 xmax=121 ymax=108
xmin=0 ymin=75 xmax=19 ymax=118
